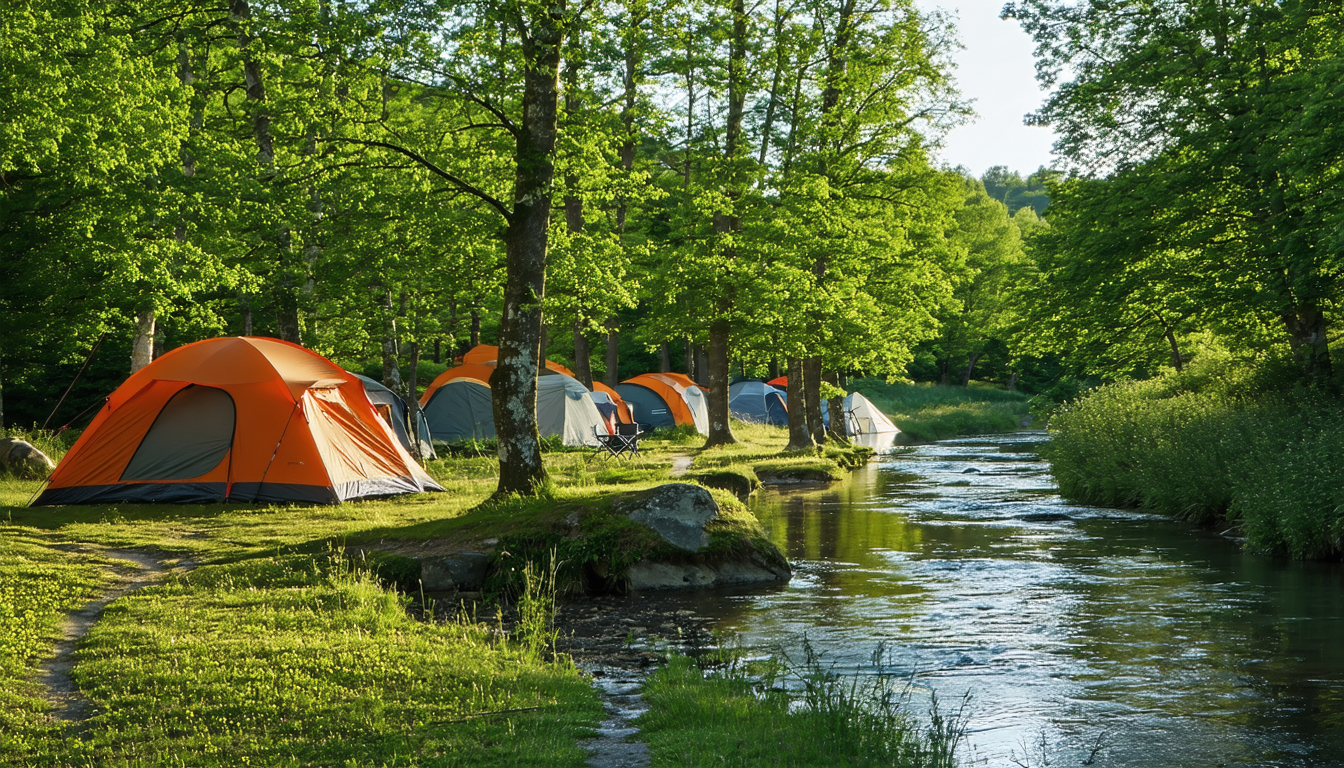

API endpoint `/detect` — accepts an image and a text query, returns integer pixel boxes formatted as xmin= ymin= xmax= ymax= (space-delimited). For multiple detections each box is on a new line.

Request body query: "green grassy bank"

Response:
xmin=851 ymin=378 xmax=1032 ymax=442
xmin=1 ymin=420 xmax=948 ymax=766
xmin=1046 ymin=357 xmax=1344 ymax=560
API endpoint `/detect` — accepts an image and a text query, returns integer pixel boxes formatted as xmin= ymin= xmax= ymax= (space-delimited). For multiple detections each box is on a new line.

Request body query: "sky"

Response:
xmin=914 ymin=0 xmax=1059 ymax=179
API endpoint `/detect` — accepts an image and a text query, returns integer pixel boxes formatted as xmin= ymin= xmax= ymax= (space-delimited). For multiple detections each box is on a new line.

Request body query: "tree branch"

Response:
xmin=326 ymin=137 xmax=512 ymax=221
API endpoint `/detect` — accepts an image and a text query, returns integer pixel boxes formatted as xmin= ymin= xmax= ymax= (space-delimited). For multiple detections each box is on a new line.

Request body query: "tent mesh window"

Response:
xmin=121 ymin=385 xmax=237 ymax=481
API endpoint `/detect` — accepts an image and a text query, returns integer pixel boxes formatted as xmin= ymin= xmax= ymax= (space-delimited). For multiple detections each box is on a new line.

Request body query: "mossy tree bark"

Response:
xmin=785 ymin=357 xmax=815 ymax=451
xmin=491 ymin=5 xmax=566 ymax=495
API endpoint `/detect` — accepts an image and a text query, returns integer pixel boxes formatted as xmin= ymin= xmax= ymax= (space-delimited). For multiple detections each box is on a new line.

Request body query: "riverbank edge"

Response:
xmin=0 ymin=424 xmax=878 ymax=765
xmin=1042 ymin=375 xmax=1344 ymax=561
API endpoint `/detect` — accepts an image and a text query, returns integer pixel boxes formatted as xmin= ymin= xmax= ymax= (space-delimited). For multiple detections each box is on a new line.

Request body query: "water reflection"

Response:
xmin=684 ymin=434 xmax=1344 ymax=766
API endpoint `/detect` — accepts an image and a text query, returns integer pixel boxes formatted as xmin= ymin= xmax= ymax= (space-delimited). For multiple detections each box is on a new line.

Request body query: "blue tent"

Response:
xmin=728 ymin=381 xmax=789 ymax=426
xmin=614 ymin=382 xmax=675 ymax=430
xmin=353 ymin=373 xmax=437 ymax=459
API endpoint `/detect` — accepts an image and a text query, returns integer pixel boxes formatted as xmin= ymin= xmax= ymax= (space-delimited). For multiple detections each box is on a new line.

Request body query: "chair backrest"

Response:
xmin=616 ymin=422 xmax=640 ymax=436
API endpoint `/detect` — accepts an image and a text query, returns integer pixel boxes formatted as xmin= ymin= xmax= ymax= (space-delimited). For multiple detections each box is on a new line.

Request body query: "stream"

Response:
xmin=640 ymin=432 xmax=1344 ymax=766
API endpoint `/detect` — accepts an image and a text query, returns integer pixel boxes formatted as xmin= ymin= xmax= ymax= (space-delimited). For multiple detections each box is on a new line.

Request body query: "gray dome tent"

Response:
xmin=728 ymin=381 xmax=789 ymax=426
xmin=352 ymin=373 xmax=437 ymax=459
xmin=421 ymin=371 xmax=608 ymax=447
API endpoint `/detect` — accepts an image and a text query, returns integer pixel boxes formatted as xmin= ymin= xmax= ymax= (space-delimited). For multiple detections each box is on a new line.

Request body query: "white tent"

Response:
xmin=844 ymin=392 xmax=900 ymax=435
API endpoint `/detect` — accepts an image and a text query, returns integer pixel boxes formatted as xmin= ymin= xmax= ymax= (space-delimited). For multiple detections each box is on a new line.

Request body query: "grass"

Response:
xmin=850 ymin=378 xmax=1031 ymax=442
xmin=0 ymin=416 xmax=875 ymax=764
xmin=638 ymin=640 xmax=967 ymax=767
xmin=1045 ymin=353 xmax=1344 ymax=559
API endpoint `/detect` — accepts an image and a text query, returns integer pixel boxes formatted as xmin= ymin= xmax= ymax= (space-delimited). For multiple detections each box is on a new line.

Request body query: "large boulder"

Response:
xmin=614 ymin=483 xmax=718 ymax=552
xmin=0 ymin=439 xmax=55 ymax=479
xmin=614 ymin=483 xmax=791 ymax=590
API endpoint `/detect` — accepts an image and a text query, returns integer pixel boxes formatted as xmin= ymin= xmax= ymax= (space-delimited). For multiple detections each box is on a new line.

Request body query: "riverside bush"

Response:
xmin=1046 ymin=356 xmax=1344 ymax=559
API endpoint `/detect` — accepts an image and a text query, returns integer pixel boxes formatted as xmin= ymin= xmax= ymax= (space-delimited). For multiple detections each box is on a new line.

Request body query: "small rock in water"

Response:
xmin=962 ymin=467 xmax=980 ymax=474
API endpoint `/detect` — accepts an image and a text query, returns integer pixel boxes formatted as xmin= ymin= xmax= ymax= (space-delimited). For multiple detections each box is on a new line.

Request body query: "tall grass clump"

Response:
xmin=638 ymin=636 xmax=968 ymax=767
xmin=1045 ymin=351 xmax=1344 ymax=559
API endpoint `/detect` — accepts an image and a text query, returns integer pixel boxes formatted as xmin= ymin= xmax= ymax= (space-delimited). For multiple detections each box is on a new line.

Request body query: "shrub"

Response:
xmin=1045 ymin=355 xmax=1344 ymax=559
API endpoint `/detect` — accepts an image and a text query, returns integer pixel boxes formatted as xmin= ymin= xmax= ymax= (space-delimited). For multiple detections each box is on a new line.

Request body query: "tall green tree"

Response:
xmin=1007 ymin=0 xmax=1344 ymax=387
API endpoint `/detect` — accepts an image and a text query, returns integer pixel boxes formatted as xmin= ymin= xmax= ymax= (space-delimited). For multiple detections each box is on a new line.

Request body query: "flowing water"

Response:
xmin=650 ymin=432 xmax=1344 ymax=766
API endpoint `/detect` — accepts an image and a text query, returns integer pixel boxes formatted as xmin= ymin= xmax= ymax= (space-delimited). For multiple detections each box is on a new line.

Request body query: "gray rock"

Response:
xmin=615 ymin=484 xmax=719 ymax=552
xmin=0 ymin=439 xmax=55 ymax=479
xmin=421 ymin=552 xmax=489 ymax=591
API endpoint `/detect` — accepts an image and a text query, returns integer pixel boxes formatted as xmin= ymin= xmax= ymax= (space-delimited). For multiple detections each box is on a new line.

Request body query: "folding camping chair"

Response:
xmin=589 ymin=423 xmax=643 ymax=460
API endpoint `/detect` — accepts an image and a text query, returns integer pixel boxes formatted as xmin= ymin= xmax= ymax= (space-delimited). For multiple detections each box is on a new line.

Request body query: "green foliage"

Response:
xmin=1007 ymin=0 xmax=1344 ymax=386
xmin=1046 ymin=354 xmax=1344 ymax=559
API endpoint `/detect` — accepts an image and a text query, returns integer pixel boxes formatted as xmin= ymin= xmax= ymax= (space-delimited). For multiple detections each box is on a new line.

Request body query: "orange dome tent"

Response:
xmin=34 ymin=337 xmax=443 ymax=506
xmin=615 ymin=374 xmax=709 ymax=434
xmin=767 ymin=376 xmax=788 ymax=388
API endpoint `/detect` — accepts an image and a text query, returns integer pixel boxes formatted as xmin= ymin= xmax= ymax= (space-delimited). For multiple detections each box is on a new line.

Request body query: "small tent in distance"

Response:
xmin=843 ymin=392 xmax=900 ymax=435
xmin=728 ymin=381 xmax=789 ymax=426
xmin=35 ymin=337 xmax=443 ymax=506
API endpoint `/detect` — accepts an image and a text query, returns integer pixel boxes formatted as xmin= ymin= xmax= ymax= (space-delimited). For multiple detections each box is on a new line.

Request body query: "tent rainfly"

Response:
xmin=352 ymin=373 xmax=436 ymax=459
xmin=419 ymin=369 xmax=608 ymax=446
xmin=728 ymin=381 xmax=789 ymax=426
xmin=34 ymin=337 xmax=443 ymax=506
xmin=616 ymin=374 xmax=709 ymax=435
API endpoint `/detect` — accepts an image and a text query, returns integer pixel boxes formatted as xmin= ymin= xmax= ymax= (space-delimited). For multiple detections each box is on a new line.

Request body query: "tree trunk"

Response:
xmin=604 ymin=324 xmax=620 ymax=387
xmin=660 ymin=342 xmax=672 ymax=373
xmin=1163 ymin=328 xmax=1184 ymax=372
xmin=702 ymin=318 xmax=736 ymax=448
xmin=433 ymin=338 xmax=441 ymax=364
xmin=683 ymin=338 xmax=694 ymax=375
xmin=961 ymin=351 xmax=982 ymax=386
xmin=0 ymin=345 xmax=5 ymax=430
xmin=131 ymin=309 xmax=155 ymax=374
xmin=769 ymin=358 xmax=779 ymax=381
xmin=470 ymin=309 xmax=481 ymax=348
xmin=803 ymin=357 xmax=825 ymax=444
xmin=785 ymin=357 xmax=815 ymax=451
xmin=694 ymin=344 xmax=709 ymax=387
xmin=240 ymin=295 xmax=253 ymax=336
xmin=1284 ymin=306 xmax=1333 ymax=388
xmin=573 ymin=322 xmax=594 ymax=389
xmin=275 ymin=286 xmax=301 ymax=343
xmin=1007 ymin=370 xmax=1018 ymax=392
xmin=825 ymin=370 xmax=848 ymax=442
xmin=938 ymin=358 xmax=951 ymax=386
xmin=405 ymin=341 xmax=424 ymax=460
xmin=493 ymin=14 xmax=565 ymax=496
xmin=381 ymin=292 xmax=403 ymax=392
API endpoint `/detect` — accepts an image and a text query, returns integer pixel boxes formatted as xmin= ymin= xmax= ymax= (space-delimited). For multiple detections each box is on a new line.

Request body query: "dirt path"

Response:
xmin=40 ymin=549 xmax=185 ymax=723
xmin=669 ymin=455 xmax=694 ymax=477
